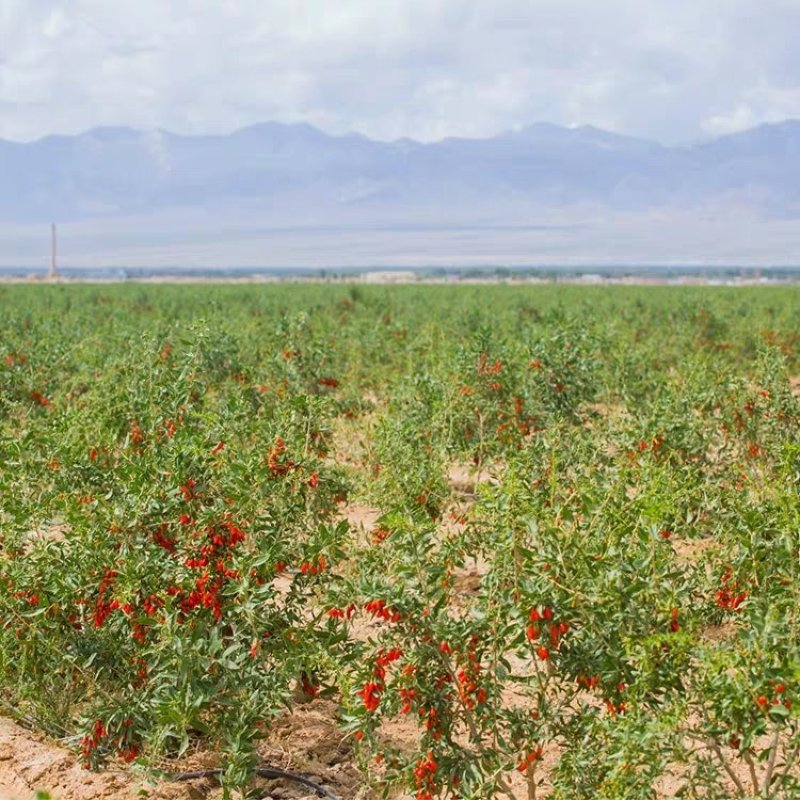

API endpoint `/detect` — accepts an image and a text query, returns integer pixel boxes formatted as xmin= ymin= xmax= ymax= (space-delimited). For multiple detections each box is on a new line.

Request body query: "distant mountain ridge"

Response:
xmin=3 ymin=120 xmax=800 ymax=224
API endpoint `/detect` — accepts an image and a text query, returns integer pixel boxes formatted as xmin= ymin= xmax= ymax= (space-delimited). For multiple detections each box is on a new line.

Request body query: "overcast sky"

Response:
xmin=2 ymin=0 xmax=800 ymax=144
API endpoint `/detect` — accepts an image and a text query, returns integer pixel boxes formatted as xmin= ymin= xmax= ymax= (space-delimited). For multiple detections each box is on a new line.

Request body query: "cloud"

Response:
xmin=1 ymin=0 xmax=800 ymax=143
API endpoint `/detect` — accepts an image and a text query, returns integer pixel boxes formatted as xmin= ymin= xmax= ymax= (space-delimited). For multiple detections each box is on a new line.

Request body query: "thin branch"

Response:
xmin=526 ymin=761 xmax=537 ymax=800
xmin=742 ymin=749 xmax=759 ymax=796
xmin=708 ymin=740 xmax=747 ymax=797
xmin=694 ymin=708 xmax=746 ymax=797
xmin=763 ymin=728 xmax=781 ymax=798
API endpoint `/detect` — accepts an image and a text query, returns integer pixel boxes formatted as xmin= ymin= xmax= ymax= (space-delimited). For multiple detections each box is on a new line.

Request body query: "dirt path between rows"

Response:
xmin=0 ymin=717 xmax=144 ymax=800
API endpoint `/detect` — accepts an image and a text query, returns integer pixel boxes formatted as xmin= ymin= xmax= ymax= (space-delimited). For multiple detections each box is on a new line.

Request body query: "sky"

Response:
xmin=2 ymin=0 xmax=800 ymax=144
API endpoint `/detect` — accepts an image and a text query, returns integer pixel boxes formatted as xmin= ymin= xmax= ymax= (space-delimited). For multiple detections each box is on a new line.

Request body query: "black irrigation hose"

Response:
xmin=172 ymin=765 xmax=340 ymax=799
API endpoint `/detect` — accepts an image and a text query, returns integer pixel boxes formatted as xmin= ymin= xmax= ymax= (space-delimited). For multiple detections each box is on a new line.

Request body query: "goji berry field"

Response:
xmin=1 ymin=283 xmax=799 ymax=800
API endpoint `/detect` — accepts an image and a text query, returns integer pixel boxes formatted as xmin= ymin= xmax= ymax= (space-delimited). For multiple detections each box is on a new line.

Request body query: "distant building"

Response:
xmin=360 ymin=270 xmax=418 ymax=284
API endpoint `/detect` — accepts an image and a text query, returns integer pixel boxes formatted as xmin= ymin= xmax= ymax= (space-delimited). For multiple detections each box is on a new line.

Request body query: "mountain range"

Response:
xmin=2 ymin=120 xmax=800 ymax=267
xmin=3 ymin=120 xmax=800 ymax=223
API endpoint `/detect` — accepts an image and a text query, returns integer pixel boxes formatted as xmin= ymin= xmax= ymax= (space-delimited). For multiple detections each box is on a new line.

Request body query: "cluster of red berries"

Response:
xmin=4 ymin=351 xmax=28 ymax=367
xmin=358 ymin=682 xmax=382 ymax=712
xmin=517 ymin=747 xmax=543 ymax=772
xmin=364 ymin=598 xmax=402 ymax=624
xmin=179 ymin=478 xmax=197 ymax=502
xmin=89 ymin=520 xmax=245 ymax=643
xmin=174 ymin=572 xmax=223 ymax=621
xmin=301 ymin=673 xmax=320 ymax=699
xmin=716 ymin=568 xmax=748 ymax=611
xmin=455 ymin=636 xmax=487 ymax=710
xmin=267 ymin=436 xmax=296 ymax=477
xmin=494 ymin=397 xmax=538 ymax=439
xmin=118 ymin=743 xmax=141 ymax=763
xmin=81 ymin=719 xmax=140 ymax=767
xmin=576 ymin=674 xmax=601 ymax=690
xmin=413 ymin=752 xmax=438 ymax=800
xmin=29 ymin=390 xmax=50 ymax=407
xmin=159 ymin=417 xmax=178 ymax=438
xmin=526 ymin=606 xmax=568 ymax=660
xmin=756 ymin=682 xmax=792 ymax=712
xmin=374 ymin=647 xmax=402 ymax=679
xmin=161 ymin=517 xmax=247 ymax=623
xmin=93 ymin=568 xmax=121 ymax=628
xmin=152 ymin=523 xmax=177 ymax=552
xmin=357 ymin=647 xmax=403 ymax=713
xmin=131 ymin=657 xmax=148 ymax=685
xmin=604 ymin=683 xmax=627 ymax=716
xmin=12 ymin=589 xmax=40 ymax=606
xmin=399 ymin=685 xmax=417 ymax=715
xmin=327 ymin=604 xmax=356 ymax=620
xmin=80 ymin=719 xmax=107 ymax=766
xmin=371 ymin=526 xmax=391 ymax=544
xmin=729 ymin=394 xmax=767 ymax=433
xmin=624 ymin=435 xmax=664 ymax=464
xmin=420 ymin=706 xmax=442 ymax=740
xmin=476 ymin=353 xmax=503 ymax=376
xmin=129 ymin=420 xmax=145 ymax=450
xmin=300 ymin=555 xmax=327 ymax=575
xmin=414 ymin=490 xmax=438 ymax=519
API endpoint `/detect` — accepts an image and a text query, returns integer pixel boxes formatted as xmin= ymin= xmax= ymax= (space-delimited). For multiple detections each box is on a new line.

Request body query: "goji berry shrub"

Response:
xmin=1 ymin=311 xmax=351 ymax=791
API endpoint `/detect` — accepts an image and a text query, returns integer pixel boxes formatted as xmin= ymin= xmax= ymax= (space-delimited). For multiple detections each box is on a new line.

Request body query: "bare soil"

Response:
xmin=0 ymin=701 xmax=365 ymax=800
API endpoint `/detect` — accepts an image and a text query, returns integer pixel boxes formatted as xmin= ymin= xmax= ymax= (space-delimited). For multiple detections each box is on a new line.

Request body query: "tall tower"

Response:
xmin=49 ymin=223 xmax=57 ymax=279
